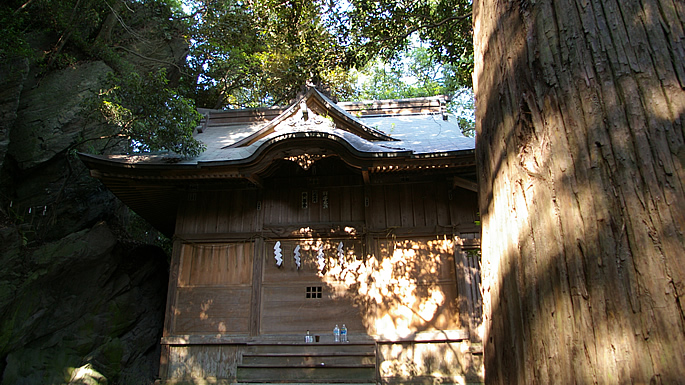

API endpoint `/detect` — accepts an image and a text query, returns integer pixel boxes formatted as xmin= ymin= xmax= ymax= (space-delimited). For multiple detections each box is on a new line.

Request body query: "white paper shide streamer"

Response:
xmin=337 ymin=241 xmax=344 ymax=266
xmin=294 ymin=245 xmax=301 ymax=269
xmin=274 ymin=241 xmax=283 ymax=267
xmin=316 ymin=244 xmax=325 ymax=271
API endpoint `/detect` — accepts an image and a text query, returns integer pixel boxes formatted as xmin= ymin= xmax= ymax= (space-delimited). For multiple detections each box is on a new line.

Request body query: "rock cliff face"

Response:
xmin=0 ymin=224 xmax=168 ymax=384
xmin=9 ymin=61 xmax=113 ymax=170
xmin=0 ymin=15 xmax=188 ymax=385
xmin=0 ymin=56 xmax=29 ymax=166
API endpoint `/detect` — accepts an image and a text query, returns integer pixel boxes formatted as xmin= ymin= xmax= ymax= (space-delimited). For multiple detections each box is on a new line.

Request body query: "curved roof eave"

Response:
xmin=197 ymin=130 xmax=413 ymax=168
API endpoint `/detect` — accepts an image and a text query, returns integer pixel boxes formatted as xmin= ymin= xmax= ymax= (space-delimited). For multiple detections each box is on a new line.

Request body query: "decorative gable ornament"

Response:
xmin=227 ymin=88 xmax=395 ymax=149
xmin=285 ymin=154 xmax=326 ymax=170
xmin=274 ymin=107 xmax=335 ymax=133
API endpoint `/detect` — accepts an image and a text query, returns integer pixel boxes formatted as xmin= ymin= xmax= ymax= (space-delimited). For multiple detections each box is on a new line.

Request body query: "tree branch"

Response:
xmin=47 ymin=0 xmax=83 ymax=68
xmin=14 ymin=0 xmax=36 ymax=14
xmin=375 ymin=12 xmax=472 ymax=45
xmin=169 ymin=6 xmax=206 ymax=20
xmin=114 ymin=46 xmax=190 ymax=77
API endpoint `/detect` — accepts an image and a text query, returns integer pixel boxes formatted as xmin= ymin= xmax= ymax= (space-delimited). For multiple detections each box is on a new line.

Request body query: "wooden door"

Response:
xmin=260 ymin=239 xmax=368 ymax=340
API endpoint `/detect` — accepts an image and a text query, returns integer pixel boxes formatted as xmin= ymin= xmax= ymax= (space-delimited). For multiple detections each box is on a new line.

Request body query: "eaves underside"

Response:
xmin=85 ymin=151 xmax=476 ymax=238
xmin=82 ymin=149 xmax=475 ymax=181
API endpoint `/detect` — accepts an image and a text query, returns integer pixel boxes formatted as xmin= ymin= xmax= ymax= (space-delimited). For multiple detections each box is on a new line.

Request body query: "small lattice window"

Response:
xmin=301 ymin=192 xmax=308 ymax=209
xmin=306 ymin=286 xmax=322 ymax=299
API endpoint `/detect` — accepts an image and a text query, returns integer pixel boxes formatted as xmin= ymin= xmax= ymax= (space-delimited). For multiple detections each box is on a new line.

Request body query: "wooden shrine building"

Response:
xmin=80 ymin=89 xmax=484 ymax=384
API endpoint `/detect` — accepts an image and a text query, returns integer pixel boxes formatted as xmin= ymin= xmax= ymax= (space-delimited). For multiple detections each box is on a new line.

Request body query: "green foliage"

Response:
xmin=5 ymin=0 xmax=476 ymax=153
xmin=354 ymin=47 xmax=446 ymax=100
xmin=3 ymin=0 xmax=205 ymax=157
xmin=248 ymin=0 xmax=352 ymax=103
xmin=465 ymin=248 xmax=481 ymax=258
xmin=92 ymin=69 xmax=205 ymax=156
xmin=180 ymin=0 xmax=474 ymax=107
xmin=179 ymin=0 xmax=474 ymax=107
xmin=331 ymin=0 xmax=473 ymax=87
xmin=349 ymin=45 xmax=476 ymax=136
xmin=181 ymin=0 xmax=356 ymax=108
xmin=3 ymin=0 xmax=109 ymax=67
xmin=0 ymin=4 xmax=32 ymax=59
xmin=126 ymin=209 xmax=172 ymax=256
xmin=181 ymin=0 xmax=263 ymax=108
xmin=451 ymin=88 xmax=475 ymax=137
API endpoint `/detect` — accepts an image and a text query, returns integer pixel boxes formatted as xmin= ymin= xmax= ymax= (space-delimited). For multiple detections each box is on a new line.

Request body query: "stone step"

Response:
xmin=242 ymin=353 xmax=375 ymax=366
xmin=236 ymin=366 xmax=376 ymax=383
xmin=237 ymin=342 xmax=377 ymax=383
xmin=234 ymin=381 xmax=378 ymax=385
xmin=242 ymin=342 xmax=376 ymax=355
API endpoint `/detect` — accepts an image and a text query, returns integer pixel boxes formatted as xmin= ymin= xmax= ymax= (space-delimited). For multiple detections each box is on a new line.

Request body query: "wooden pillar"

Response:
xmin=454 ymin=232 xmax=483 ymax=343
xmin=159 ymin=237 xmax=183 ymax=380
xmin=249 ymin=237 xmax=264 ymax=336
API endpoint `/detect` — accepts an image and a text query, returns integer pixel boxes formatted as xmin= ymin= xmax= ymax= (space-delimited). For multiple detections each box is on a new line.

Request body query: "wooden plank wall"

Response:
xmin=459 ymin=245 xmax=483 ymax=342
xmin=170 ymin=159 xmax=479 ymax=340
xmin=262 ymin=184 xmax=366 ymax=226
xmin=173 ymin=243 xmax=254 ymax=335
xmin=465 ymin=250 xmax=483 ymax=338
xmin=179 ymin=243 xmax=253 ymax=286
xmin=366 ymin=180 xmax=477 ymax=232
xmin=260 ymin=239 xmax=367 ymax=337
xmin=257 ymin=236 xmax=461 ymax=338
xmin=162 ymin=163 xmax=482 ymax=383
xmin=176 ymin=189 xmax=261 ymax=235
xmin=174 ymin=178 xmax=478 ymax=237
xmin=166 ymin=345 xmax=238 ymax=380
xmin=369 ymin=237 xmax=461 ymax=336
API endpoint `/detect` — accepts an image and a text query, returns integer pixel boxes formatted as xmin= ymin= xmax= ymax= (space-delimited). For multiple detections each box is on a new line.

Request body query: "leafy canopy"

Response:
xmin=2 ymin=0 xmax=475 ymax=153
xmin=181 ymin=0 xmax=356 ymax=108
xmin=91 ymin=69 xmax=205 ymax=156
xmin=2 ymin=0 xmax=206 ymax=156
xmin=330 ymin=0 xmax=473 ymax=87
xmin=181 ymin=0 xmax=473 ymax=107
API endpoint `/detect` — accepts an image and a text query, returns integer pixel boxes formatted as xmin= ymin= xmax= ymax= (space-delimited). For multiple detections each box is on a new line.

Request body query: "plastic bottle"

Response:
xmin=334 ymin=324 xmax=340 ymax=342
xmin=341 ymin=324 xmax=347 ymax=343
xmin=305 ymin=330 xmax=312 ymax=343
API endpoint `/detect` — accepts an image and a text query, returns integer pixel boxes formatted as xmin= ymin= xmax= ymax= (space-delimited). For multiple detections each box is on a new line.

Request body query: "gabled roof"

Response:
xmin=79 ymin=90 xmax=476 ymax=236
xmin=80 ymin=89 xmax=475 ymax=171
xmin=228 ymin=88 xmax=396 ymax=147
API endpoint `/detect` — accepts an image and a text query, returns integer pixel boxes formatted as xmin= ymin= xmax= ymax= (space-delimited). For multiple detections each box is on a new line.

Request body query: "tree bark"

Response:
xmin=473 ymin=0 xmax=685 ymax=383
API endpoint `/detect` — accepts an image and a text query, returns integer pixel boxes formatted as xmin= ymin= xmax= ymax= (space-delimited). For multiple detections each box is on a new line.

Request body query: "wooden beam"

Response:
xmin=245 ymin=173 xmax=263 ymax=188
xmin=453 ymin=176 xmax=478 ymax=192
xmin=362 ymin=169 xmax=370 ymax=184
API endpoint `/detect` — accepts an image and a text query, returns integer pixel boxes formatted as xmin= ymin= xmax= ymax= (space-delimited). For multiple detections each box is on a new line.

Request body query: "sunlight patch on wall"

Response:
xmin=378 ymin=341 xmax=480 ymax=383
xmin=323 ymin=237 xmax=458 ymax=337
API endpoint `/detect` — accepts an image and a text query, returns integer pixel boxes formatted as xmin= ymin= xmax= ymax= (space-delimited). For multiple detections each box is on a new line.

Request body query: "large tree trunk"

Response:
xmin=473 ymin=0 xmax=685 ymax=383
